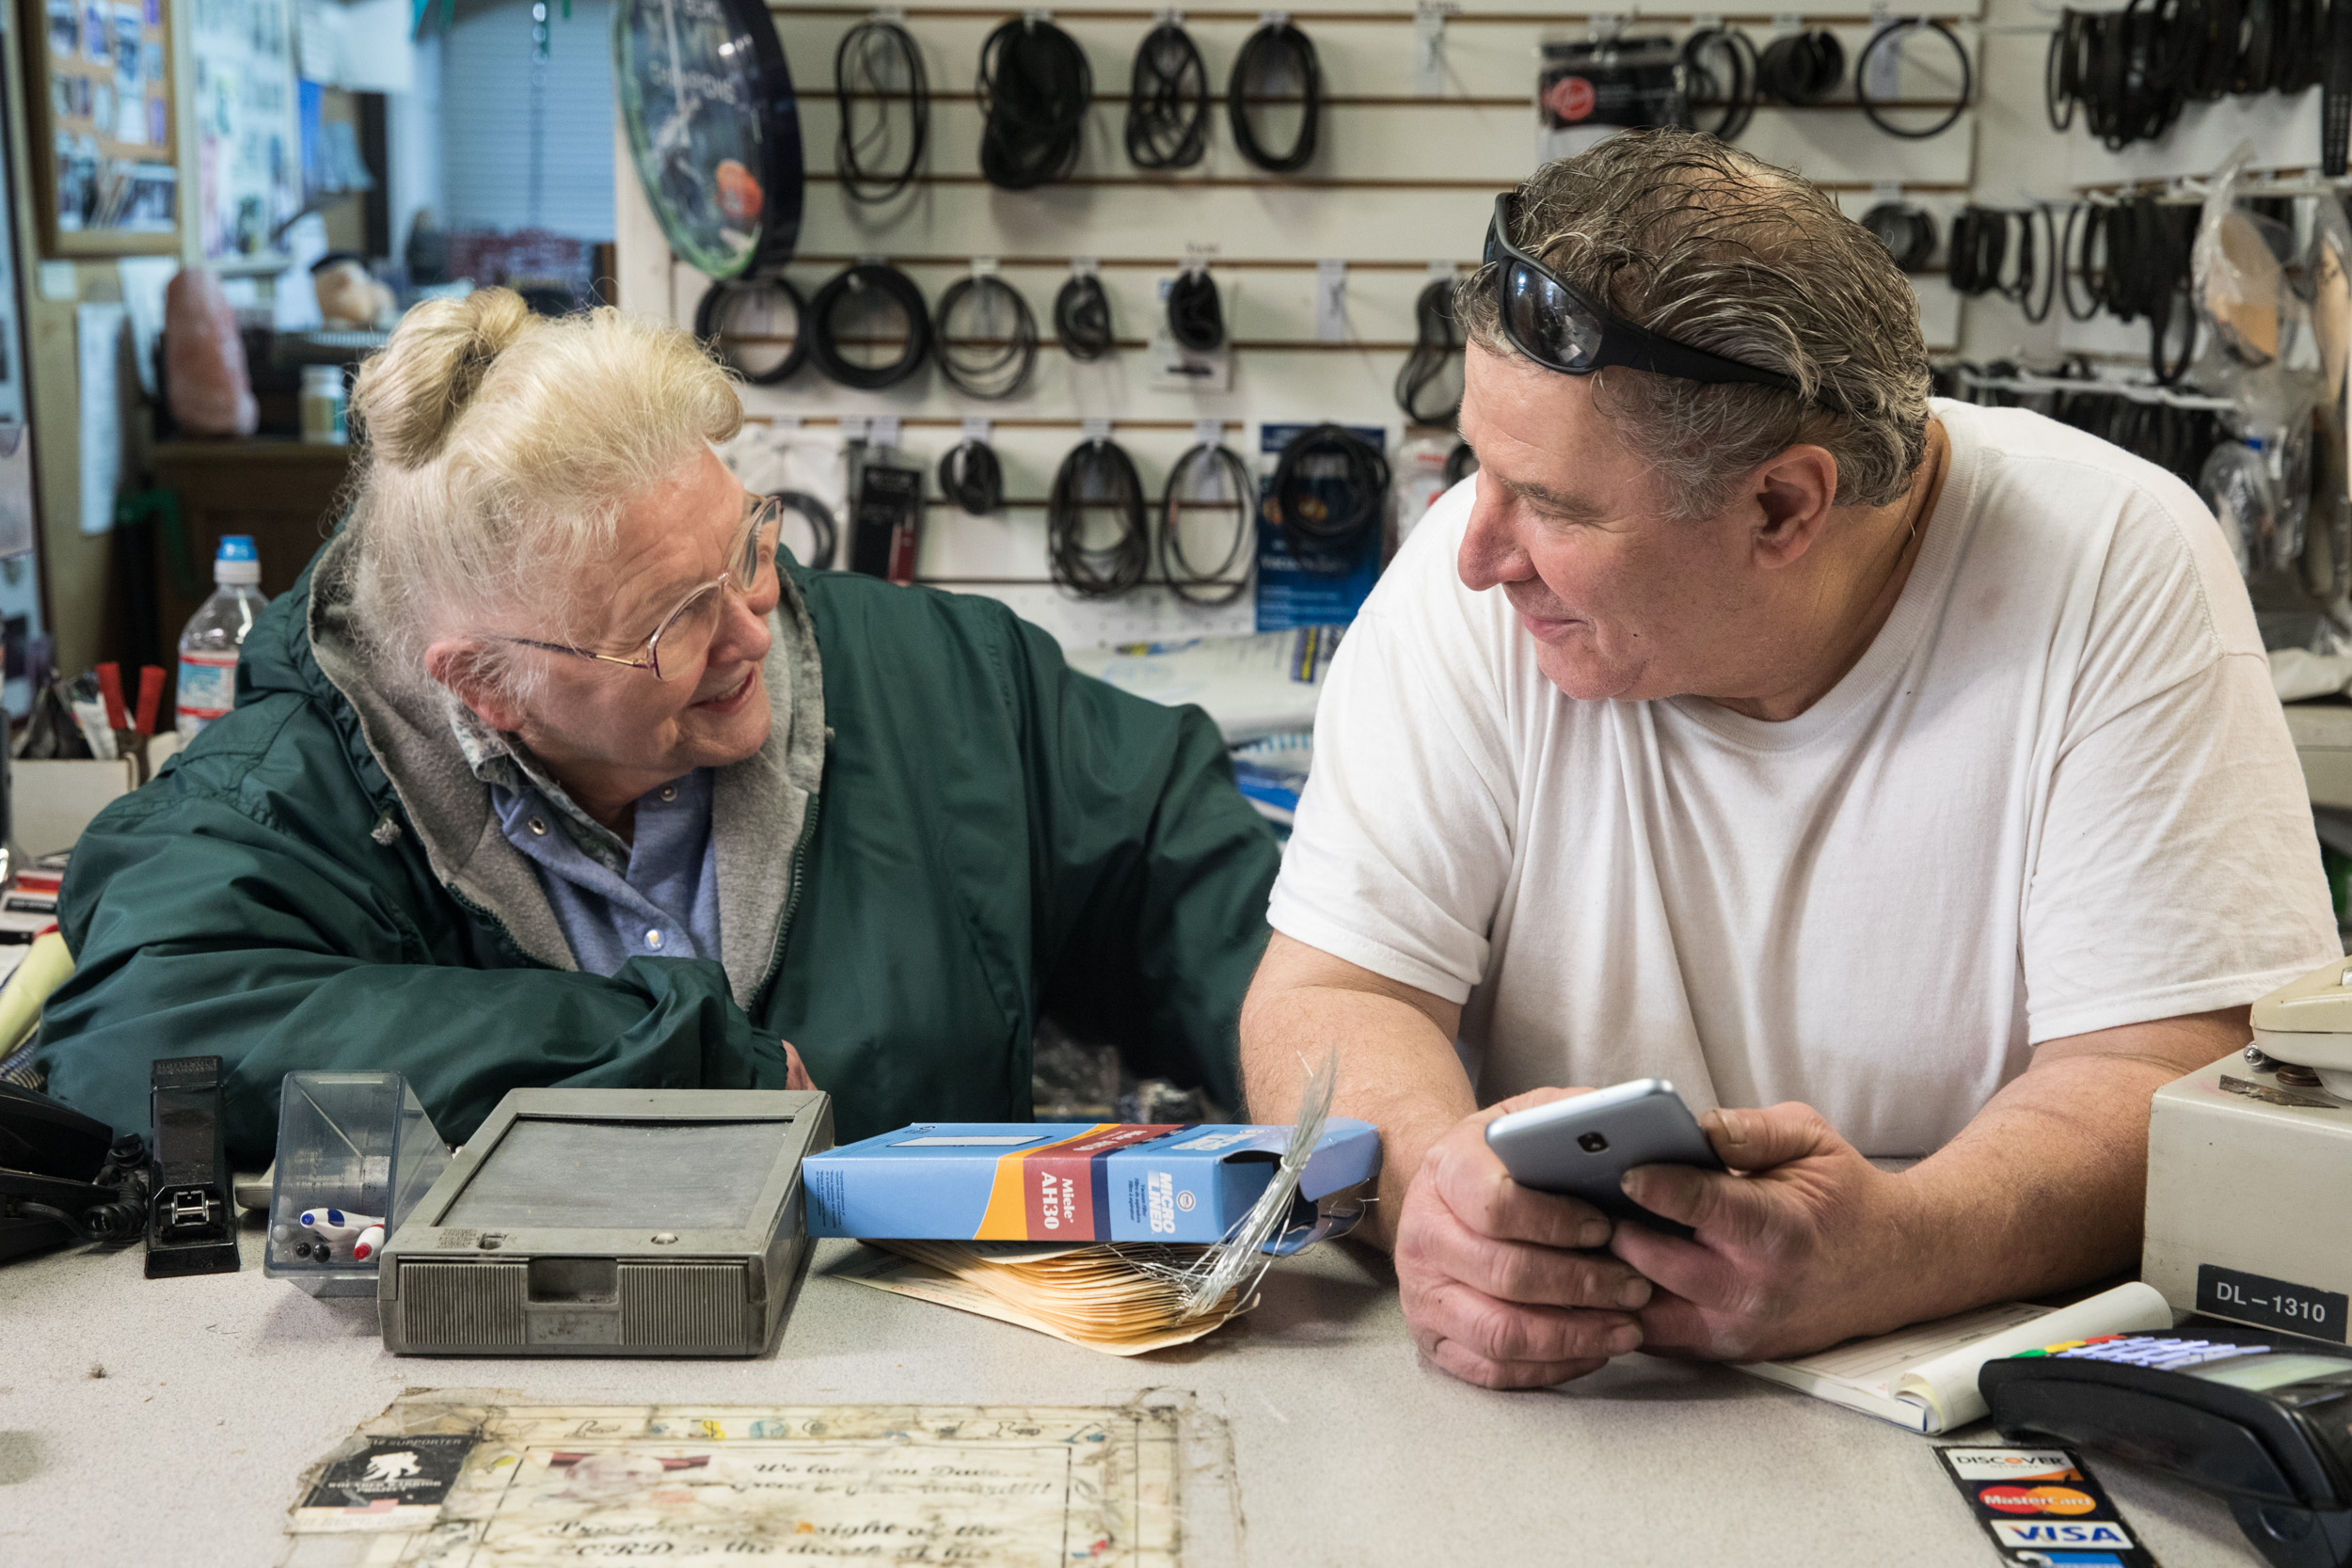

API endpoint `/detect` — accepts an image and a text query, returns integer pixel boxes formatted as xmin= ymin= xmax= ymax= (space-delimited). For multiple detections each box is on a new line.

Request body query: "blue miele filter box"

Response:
xmin=804 ymin=1119 xmax=1382 ymax=1244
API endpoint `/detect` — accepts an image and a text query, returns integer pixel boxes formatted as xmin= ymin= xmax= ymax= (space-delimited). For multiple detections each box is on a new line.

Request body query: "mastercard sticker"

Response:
xmin=1935 ymin=1446 xmax=2157 ymax=1568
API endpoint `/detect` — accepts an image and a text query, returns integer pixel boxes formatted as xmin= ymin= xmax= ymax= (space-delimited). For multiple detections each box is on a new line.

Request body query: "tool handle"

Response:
xmin=134 ymin=665 xmax=163 ymax=736
xmin=95 ymin=662 xmax=127 ymax=731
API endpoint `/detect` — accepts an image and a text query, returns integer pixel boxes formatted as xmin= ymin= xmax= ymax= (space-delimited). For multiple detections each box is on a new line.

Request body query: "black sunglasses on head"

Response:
xmin=1483 ymin=193 xmax=1805 ymax=395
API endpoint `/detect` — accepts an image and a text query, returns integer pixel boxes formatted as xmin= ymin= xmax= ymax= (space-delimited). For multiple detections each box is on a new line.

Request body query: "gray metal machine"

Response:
xmin=2144 ymin=957 xmax=2352 ymax=1343
xmin=377 ymin=1087 xmax=833 ymax=1357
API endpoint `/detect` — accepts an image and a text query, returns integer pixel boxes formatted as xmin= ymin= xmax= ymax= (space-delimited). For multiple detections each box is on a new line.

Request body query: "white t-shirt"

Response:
xmin=1271 ymin=399 xmax=2339 ymax=1157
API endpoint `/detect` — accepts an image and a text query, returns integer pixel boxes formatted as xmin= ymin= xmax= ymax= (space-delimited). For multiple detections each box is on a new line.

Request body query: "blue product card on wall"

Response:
xmin=1254 ymin=421 xmax=1386 ymax=631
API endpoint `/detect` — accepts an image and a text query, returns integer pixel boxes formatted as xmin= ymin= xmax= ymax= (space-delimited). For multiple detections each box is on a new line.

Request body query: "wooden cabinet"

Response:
xmin=148 ymin=439 xmax=353 ymax=693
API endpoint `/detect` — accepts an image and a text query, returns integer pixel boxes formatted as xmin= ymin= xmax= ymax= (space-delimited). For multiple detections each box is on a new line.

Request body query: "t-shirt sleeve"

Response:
xmin=2022 ymin=484 xmax=2340 ymax=1040
xmin=1268 ymin=502 xmax=1518 ymax=1004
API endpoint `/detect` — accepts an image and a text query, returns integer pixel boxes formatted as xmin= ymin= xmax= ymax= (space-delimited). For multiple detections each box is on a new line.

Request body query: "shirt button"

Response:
xmin=528 ymin=817 xmax=547 ymax=836
xmin=645 ymin=929 xmax=663 ymax=949
xmin=660 ymin=784 xmax=677 ymax=803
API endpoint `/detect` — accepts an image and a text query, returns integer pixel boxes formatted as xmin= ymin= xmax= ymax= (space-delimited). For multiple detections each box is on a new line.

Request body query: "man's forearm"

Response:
xmin=1239 ymin=936 xmax=1472 ymax=1249
xmin=1880 ymin=1008 xmax=2249 ymax=1323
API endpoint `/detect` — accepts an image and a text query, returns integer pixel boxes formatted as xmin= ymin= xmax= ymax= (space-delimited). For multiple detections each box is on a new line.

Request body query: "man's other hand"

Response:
xmin=1609 ymin=1101 xmax=1917 ymax=1363
xmin=1397 ymin=1088 xmax=1655 ymax=1388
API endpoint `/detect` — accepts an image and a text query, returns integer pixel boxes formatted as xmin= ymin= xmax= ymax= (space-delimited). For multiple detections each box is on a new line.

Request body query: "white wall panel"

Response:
xmin=619 ymin=1 xmax=1989 ymax=645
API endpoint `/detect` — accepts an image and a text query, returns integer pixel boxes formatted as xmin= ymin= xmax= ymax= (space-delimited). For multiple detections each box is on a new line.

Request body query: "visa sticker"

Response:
xmin=1936 ymin=1446 xmax=2155 ymax=1568
xmin=1992 ymin=1522 xmax=2135 ymax=1548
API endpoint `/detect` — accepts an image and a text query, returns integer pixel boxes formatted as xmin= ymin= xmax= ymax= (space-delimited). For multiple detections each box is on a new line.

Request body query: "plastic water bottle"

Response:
xmin=176 ymin=534 xmax=269 ymax=741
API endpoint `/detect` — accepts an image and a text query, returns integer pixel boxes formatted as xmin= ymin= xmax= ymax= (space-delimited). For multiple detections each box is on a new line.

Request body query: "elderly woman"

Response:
xmin=37 ymin=292 xmax=1279 ymax=1162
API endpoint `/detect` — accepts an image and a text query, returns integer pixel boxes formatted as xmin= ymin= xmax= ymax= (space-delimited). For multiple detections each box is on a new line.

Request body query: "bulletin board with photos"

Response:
xmin=21 ymin=0 xmax=178 ymax=253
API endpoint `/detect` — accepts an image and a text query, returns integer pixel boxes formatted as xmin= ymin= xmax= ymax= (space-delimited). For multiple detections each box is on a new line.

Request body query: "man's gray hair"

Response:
xmin=1457 ymin=129 xmax=1931 ymax=520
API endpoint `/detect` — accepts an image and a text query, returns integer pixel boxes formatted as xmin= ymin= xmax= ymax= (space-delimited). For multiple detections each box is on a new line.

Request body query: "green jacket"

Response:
xmin=38 ymin=535 xmax=1279 ymax=1165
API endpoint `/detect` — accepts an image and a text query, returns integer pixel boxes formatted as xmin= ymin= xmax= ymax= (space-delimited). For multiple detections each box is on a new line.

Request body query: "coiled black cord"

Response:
xmin=1856 ymin=20 xmax=1973 ymax=139
xmin=1054 ymin=273 xmax=1115 ymax=360
xmin=1229 ymin=20 xmax=1321 ymax=174
xmin=1681 ymin=26 xmax=1759 ymax=140
xmin=772 ymin=489 xmax=838 ymax=570
xmin=2044 ymin=16 xmax=2080 ymax=129
xmin=1757 ymin=29 xmax=1846 ymax=103
xmin=1947 ymin=207 xmax=2008 ymax=296
xmin=1271 ymin=423 xmax=1390 ymax=573
xmin=834 ymin=17 xmax=929 ymax=203
xmin=694 ymin=276 xmax=811 ymax=386
xmin=2017 ymin=205 xmax=2057 ymax=325
xmin=1443 ymin=441 xmax=1479 ymax=488
xmin=1167 ymin=268 xmax=1224 ymax=352
xmin=938 ymin=438 xmax=1004 ymax=516
xmin=1395 ymin=276 xmax=1466 ymax=424
xmin=977 ymin=16 xmax=1092 ymax=191
xmin=1860 ymin=202 xmax=1938 ymax=272
xmin=1047 ymin=437 xmax=1151 ymax=597
xmin=1126 ymin=20 xmax=1209 ymax=170
xmin=808 ymin=262 xmax=932 ymax=390
xmin=1158 ymin=441 xmax=1256 ymax=606
xmin=2059 ymin=202 xmax=2105 ymax=321
xmin=933 ymin=274 xmax=1039 ymax=400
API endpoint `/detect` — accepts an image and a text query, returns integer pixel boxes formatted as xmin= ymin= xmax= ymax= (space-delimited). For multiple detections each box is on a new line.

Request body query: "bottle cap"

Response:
xmin=215 ymin=533 xmax=261 ymax=584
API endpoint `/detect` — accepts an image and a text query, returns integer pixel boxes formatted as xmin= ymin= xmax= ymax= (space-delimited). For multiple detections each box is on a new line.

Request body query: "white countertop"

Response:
xmin=0 ymin=1227 xmax=2265 ymax=1566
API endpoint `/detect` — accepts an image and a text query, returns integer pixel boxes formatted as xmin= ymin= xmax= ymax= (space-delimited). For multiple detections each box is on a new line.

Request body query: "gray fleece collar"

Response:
xmin=305 ymin=529 xmax=826 ymax=1008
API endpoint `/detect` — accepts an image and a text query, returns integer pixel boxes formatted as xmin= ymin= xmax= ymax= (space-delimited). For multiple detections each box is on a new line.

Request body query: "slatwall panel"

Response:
xmin=444 ymin=0 xmax=619 ymax=240
xmin=614 ymin=0 xmax=1985 ymax=647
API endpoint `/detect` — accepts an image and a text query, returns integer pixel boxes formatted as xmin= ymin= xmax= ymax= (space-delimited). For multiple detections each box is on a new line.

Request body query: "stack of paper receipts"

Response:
xmin=830 ymin=1239 xmax=1253 ymax=1355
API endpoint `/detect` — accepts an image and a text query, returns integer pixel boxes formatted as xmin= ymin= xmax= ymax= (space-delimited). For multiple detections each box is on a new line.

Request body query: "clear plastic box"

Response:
xmin=263 ymin=1071 xmax=451 ymax=1297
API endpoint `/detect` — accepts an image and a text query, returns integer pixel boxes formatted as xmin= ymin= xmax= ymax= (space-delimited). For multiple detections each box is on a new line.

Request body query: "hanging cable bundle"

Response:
xmin=1158 ymin=440 xmax=1256 ymax=607
xmin=2047 ymin=5 xmax=2187 ymax=150
xmin=1271 ymin=423 xmax=1390 ymax=574
xmin=1228 ymin=20 xmax=1321 ymax=174
xmin=693 ymin=276 xmax=811 ymax=385
xmin=1860 ymin=202 xmax=1938 ymax=272
xmin=1047 ymin=436 xmax=1151 ymax=597
xmin=808 ymin=261 xmax=932 ymax=389
xmin=1167 ymin=268 xmax=1224 ymax=352
xmin=771 ymin=490 xmax=838 ymax=570
xmin=1055 ymin=272 xmax=1115 ymax=360
xmin=932 ymin=273 xmax=1039 ymax=400
xmin=2057 ymin=203 xmax=2106 ymax=322
xmin=1947 ymin=207 xmax=2009 ymax=296
xmin=834 ymin=16 xmax=929 ymax=203
xmin=1125 ymin=20 xmax=1209 ymax=169
xmin=1680 ymin=25 xmax=1759 ymax=141
xmin=1394 ymin=276 xmax=1466 ymax=424
xmin=937 ymin=438 xmax=1004 ymax=515
xmin=1756 ymin=29 xmax=1846 ymax=103
xmin=1854 ymin=19 xmax=1973 ymax=139
xmin=2014 ymin=205 xmax=2057 ymax=325
xmin=1442 ymin=441 xmax=1479 ymax=488
xmin=977 ymin=16 xmax=1092 ymax=190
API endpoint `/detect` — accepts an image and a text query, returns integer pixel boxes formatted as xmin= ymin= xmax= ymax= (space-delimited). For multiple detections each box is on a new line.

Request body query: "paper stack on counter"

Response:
xmin=1734 ymin=1281 xmax=2176 ymax=1432
xmin=828 ymin=1239 xmax=1254 ymax=1356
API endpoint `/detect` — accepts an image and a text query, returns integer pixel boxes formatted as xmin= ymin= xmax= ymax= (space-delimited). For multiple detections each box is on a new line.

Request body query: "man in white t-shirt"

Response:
xmin=1243 ymin=131 xmax=2340 ymax=1389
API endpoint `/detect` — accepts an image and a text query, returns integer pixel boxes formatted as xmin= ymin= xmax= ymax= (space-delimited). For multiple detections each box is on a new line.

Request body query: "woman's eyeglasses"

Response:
xmin=490 ymin=493 xmax=783 ymax=683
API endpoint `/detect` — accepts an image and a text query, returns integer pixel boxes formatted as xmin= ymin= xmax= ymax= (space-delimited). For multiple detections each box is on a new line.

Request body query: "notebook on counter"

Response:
xmin=1734 ymin=1281 xmax=2176 ymax=1433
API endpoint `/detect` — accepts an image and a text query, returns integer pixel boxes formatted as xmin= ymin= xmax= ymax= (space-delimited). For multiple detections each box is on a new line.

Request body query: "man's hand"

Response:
xmin=781 ymin=1039 xmax=815 ymax=1091
xmin=1608 ymin=1102 xmax=1924 ymax=1363
xmin=1396 ymin=1088 xmax=1654 ymax=1388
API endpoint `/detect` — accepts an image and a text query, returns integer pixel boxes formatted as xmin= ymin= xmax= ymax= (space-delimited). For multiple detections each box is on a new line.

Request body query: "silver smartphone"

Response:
xmin=1483 ymin=1079 xmax=1724 ymax=1240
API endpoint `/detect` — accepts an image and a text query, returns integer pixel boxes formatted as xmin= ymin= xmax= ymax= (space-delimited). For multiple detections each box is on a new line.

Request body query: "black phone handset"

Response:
xmin=1979 ymin=1331 xmax=2352 ymax=1568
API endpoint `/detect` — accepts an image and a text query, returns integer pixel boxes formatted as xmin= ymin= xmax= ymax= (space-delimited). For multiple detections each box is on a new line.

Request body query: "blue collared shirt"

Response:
xmin=489 ymin=768 xmax=722 ymax=975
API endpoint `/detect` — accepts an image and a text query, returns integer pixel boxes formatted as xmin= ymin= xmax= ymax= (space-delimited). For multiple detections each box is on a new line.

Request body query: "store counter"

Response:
xmin=0 ymin=1228 xmax=2267 ymax=1566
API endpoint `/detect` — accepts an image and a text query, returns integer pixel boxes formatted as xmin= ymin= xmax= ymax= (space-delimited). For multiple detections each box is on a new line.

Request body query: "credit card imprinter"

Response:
xmin=1981 ymin=1331 xmax=2352 ymax=1568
